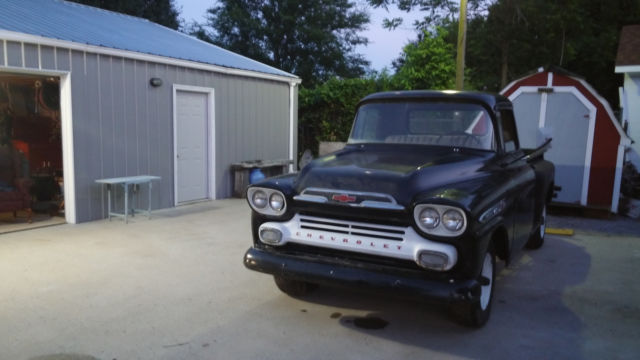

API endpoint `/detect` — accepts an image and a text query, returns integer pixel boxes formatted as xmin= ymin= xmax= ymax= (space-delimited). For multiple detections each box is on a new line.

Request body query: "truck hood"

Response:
xmin=295 ymin=144 xmax=496 ymax=206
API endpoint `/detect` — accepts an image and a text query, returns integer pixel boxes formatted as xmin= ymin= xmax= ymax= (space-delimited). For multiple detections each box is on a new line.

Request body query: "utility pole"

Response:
xmin=455 ymin=0 xmax=468 ymax=90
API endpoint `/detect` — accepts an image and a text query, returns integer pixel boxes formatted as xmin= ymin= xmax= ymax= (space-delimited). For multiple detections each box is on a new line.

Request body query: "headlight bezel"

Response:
xmin=252 ymin=190 xmax=268 ymax=209
xmin=247 ymin=187 xmax=287 ymax=216
xmin=413 ymin=204 xmax=467 ymax=237
xmin=269 ymin=192 xmax=285 ymax=211
xmin=418 ymin=206 xmax=440 ymax=229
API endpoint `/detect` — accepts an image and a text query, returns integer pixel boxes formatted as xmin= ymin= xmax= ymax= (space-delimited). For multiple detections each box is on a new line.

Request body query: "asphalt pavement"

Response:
xmin=0 ymin=199 xmax=638 ymax=360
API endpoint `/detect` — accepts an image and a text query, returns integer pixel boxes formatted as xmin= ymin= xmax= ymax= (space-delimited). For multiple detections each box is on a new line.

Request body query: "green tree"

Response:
xmin=368 ymin=0 xmax=492 ymax=30
xmin=372 ymin=0 xmax=640 ymax=105
xmin=298 ymin=73 xmax=396 ymax=154
xmin=194 ymin=0 xmax=370 ymax=86
xmin=464 ymin=0 xmax=640 ymax=103
xmin=68 ymin=0 xmax=181 ymax=29
xmin=393 ymin=28 xmax=457 ymax=90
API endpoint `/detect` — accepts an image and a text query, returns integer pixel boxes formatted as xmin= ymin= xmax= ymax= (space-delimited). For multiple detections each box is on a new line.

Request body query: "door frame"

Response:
xmin=507 ymin=82 xmax=596 ymax=206
xmin=0 ymin=67 xmax=76 ymax=224
xmin=172 ymin=84 xmax=216 ymax=206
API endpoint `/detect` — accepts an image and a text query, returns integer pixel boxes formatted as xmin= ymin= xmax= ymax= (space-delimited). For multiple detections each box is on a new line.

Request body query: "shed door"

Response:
xmin=544 ymin=92 xmax=590 ymax=204
xmin=510 ymin=89 xmax=593 ymax=205
xmin=175 ymin=90 xmax=209 ymax=203
xmin=512 ymin=93 xmax=542 ymax=149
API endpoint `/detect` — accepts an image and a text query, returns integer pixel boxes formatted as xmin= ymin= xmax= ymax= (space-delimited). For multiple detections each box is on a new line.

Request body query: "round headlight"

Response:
xmin=442 ymin=209 xmax=465 ymax=231
xmin=252 ymin=190 xmax=268 ymax=208
xmin=269 ymin=193 xmax=285 ymax=211
xmin=419 ymin=207 xmax=440 ymax=229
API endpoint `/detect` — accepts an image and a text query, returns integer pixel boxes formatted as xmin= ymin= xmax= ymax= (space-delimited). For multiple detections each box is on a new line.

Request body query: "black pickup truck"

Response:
xmin=243 ymin=90 xmax=555 ymax=327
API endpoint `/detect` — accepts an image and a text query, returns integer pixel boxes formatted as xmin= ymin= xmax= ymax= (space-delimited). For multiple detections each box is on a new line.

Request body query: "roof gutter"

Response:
xmin=615 ymin=65 xmax=640 ymax=74
xmin=0 ymin=29 xmax=302 ymax=85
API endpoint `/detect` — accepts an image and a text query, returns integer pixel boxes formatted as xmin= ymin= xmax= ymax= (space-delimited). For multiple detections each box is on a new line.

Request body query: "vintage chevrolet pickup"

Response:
xmin=243 ymin=90 xmax=555 ymax=327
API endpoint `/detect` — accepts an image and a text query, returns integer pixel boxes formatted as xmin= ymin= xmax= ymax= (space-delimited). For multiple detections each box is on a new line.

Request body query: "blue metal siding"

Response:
xmin=0 ymin=0 xmax=296 ymax=79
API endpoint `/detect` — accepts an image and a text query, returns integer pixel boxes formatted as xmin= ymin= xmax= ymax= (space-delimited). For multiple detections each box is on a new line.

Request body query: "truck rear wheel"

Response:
xmin=450 ymin=244 xmax=495 ymax=328
xmin=526 ymin=204 xmax=546 ymax=249
xmin=273 ymin=275 xmax=317 ymax=298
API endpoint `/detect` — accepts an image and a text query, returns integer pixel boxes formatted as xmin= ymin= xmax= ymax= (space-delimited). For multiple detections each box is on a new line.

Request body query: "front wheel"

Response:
xmin=526 ymin=203 xmax=546 ymax=249
xmin=273 ymin=275 xmax=317 ymax=298
xmin=450 ymin=245 xmax=496 ymax=328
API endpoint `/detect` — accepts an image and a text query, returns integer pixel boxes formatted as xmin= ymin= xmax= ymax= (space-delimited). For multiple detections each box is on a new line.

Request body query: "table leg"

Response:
xmin=107 ymin=184 xmax=112 ymax=221
xmin=124 ymin=183 xmax=129 ymax=224
xmin=132 ymin=184 xmax=136 ymax=218
xmin=148 ymin=181 xmax=152 ymax=218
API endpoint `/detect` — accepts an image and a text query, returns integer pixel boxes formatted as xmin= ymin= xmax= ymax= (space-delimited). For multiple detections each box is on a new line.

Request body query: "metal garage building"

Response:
xmin=0 ymin=0 xmax=300 ymax=224
xmin=501 ymin=68 xmax=631 ymax=213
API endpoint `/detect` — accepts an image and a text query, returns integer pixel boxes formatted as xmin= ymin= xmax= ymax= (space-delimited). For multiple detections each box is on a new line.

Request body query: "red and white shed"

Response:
xmin=501 ymin=68 xmax=631 ymax=212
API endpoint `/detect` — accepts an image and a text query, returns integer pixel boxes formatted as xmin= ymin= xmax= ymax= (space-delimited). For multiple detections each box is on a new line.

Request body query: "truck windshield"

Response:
xmin=348 ymin=101 xmax=496 ymax=151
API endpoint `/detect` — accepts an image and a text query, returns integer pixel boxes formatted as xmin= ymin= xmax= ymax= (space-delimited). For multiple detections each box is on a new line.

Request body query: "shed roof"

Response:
xmin=616 ymin=25 xmax=640 ymax=67
xmin=0 ymin=0 xmax=297 ymax=80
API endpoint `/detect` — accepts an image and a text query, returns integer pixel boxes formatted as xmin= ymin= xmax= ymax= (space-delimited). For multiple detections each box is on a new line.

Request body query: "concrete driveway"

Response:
xmin=1 ymin=199 xmax=639 ymax=360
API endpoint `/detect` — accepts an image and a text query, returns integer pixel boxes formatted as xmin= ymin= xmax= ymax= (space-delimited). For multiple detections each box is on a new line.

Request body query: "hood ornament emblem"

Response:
xmin=332 ymin=194 xmax=357 ymax=203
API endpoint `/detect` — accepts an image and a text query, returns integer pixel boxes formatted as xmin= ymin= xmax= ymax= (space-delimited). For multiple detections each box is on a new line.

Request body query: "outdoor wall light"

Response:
xmin=149 ymin=77 xmax=163 ymax=87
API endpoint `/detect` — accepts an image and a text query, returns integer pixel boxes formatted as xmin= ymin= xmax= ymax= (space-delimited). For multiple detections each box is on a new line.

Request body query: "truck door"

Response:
xmin=498 ymin=110 xmax=536 ymax=252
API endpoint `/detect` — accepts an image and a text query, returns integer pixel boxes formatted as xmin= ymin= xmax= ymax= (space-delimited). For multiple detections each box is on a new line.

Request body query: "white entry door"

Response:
xmin=175 ymin=90 xmax=209 ymax=203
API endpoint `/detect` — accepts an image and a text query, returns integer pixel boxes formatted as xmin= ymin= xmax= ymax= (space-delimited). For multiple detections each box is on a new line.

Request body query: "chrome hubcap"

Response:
xmin=480 ymin=252 xmax=493 ymax=310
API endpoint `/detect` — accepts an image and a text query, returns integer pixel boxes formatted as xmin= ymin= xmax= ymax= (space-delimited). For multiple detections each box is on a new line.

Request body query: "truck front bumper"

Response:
xmin=244 ymin=247 xmax=482 ymax=304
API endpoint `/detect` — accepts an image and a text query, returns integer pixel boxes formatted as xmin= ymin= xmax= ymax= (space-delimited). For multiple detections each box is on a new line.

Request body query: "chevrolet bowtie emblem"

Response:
xmin=332 ymin=194 xmax=357 ymax=203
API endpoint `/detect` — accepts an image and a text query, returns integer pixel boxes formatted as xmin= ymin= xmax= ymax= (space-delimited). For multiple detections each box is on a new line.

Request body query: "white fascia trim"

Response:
xmin=172 ymin=85 xmax=217 ymax=206
xmin=537 ymin=73 xmax=553 ymax=128
xmin=615 ymin=65 xmax=640 ymax=74
xmin=506 ymin=86 xmax=539 ymax=102
xmin=60 ymin=72 xmax=76 ymax=224
xmin=2 ymin=40 xmax=7 ymax=66
xmin=611 ymin=144 xmax=625 ymax=213
xmin=0 ymin=29 xmax=301 ymax=85
xmin=619 ymin=86 xmax=629 ymax=128
xmin=575 ymin=77 xmax=631 ymax=146
xmin=288 ymin=82 xmax=296 ymax=173
xmin=500 ymin=78 xmax=520 ymax=95
xmin=500 ymin=70 xmax=546 ymax=95
xmin=172 ymin=86 xmax=178 ymax=206
xmin=0 ymin=64 xmax=69 ymax=77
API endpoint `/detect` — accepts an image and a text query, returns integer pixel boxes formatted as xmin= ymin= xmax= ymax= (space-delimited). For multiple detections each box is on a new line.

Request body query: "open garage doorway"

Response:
xmin=0 ymin=72 xmax=66 ymax=233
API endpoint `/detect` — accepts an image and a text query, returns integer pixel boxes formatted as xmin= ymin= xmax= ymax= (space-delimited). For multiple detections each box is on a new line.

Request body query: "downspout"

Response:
xmin=289 ymin=81 xmax=297 ymax=173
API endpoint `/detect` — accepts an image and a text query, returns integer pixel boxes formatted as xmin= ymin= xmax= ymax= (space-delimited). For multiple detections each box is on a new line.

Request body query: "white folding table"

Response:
xmin=95 ymin=175 xmax=161 ymax=223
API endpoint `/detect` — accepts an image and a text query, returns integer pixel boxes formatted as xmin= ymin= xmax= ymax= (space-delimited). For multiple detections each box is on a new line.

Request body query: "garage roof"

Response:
xmin=0 ymin=0 xmax=297 ymax=80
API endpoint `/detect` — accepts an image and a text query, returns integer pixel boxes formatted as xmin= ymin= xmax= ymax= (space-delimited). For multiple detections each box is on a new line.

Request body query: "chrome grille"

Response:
xmin=299 ymin=216 xmax=405 ymax=241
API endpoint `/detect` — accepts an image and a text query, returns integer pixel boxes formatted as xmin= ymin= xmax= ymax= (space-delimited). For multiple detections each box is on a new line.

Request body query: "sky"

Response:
xmin=174 ymin=0 xmax=424 ymax=71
